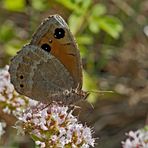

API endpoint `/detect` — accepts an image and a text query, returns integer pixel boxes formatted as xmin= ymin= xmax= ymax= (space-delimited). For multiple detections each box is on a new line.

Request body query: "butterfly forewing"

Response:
xmin=30 ymin=15 xmax=83 ymax=90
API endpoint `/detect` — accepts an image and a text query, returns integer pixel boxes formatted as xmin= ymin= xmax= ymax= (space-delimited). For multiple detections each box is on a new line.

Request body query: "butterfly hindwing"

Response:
xmin=9 ymin=44 xmax=75 ymax=101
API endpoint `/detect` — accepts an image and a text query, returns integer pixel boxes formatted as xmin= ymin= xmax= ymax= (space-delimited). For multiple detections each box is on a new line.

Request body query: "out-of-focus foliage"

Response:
xmin=3 ymin=0 xmax=25 ymax=11
xmin=0 ymin=0 xmax=147 ymax=147
xmin=56 ymin=0 xmax=123 ymax=54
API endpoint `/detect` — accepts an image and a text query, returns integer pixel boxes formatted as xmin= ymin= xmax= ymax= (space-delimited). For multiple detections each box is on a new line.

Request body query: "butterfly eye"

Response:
xmin=54 ymin=28 xmax=65 ymax=39
xmin=41 ymin=44 xmax=51 ymax=53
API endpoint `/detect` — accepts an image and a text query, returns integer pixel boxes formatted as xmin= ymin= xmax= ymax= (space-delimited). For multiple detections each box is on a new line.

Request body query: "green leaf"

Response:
xmin=0 ymin=22 xmax=14 ymax=42
xmin=99 ymin=16 xmax=123 ymax=39
xmin=91 ymin=4 xmax=107 ymax=17
xmin=5 ymin=40 xmax=27 ymax=56
xmin=56 ymin=0 xmax=91 ymax=14
xmin=32 ymin=0 xmax=49 ymax=11
xmin=79 ymin=45 xmax=88 ymax=58
xmin=88 ymin=4 xmax=107 ymax=34
xmin=144 ymin=125 xmax=148 ymax=131
xmin=80 ymin=0 xmax=91 ymax=10
xmin=56 ymin=0 xmax=79 ymax=11
xmin=31 ymin=134 xmax=42 ymax=142
xmin=74 ymin=0 xmax=82 ymax=3
xmin=68 ymin=14 xmax=83 ymax=35
xmin=77 ymin=35 xmax=93 ymax=45
xmin=89 ymin=21 xmax=100 ymax=33
xmin=3 ymin=0 xmax=25 ymax=11
xmin=5 ymin=44 xmax=18 ymax=56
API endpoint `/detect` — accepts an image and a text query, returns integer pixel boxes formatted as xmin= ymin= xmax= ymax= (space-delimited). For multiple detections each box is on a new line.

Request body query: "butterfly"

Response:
xmin=9 ymin=14 xmax=89 ymax=105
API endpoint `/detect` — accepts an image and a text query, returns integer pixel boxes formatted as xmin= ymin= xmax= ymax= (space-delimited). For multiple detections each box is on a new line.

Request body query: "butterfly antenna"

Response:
xmin=40 ymin=103 xmax=51 ymax=111
xmin=40 ymin=101 xmax=59 ymax=111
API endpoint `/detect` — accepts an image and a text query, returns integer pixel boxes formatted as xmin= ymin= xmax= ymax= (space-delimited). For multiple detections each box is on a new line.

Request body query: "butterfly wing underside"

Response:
xmin=9 ymin=15 xmax=89 ymax=104
xmin=9 ymin=45 xmax=75 ymax=102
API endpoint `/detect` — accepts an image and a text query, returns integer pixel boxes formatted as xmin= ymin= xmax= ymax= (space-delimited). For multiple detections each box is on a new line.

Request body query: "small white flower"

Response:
xmin=32 ymin=118 xmax=40 ymax=124
xmin=122 ymin=127 xmax=148 ymax=148
xmin=0 ymin=95 xmax=6 ymax=101
xmin=41 ymin=109 xmax=48 ymax=118
xmin=18 ymin=103 xmax=95 ymax=147
xmin=16 ymin=97 xmax=25 ymax=105
xmin=59 ymin=136 xmax=66 ymax=146
xmin=40 ymin=123 xmax=48 ymax=131
xmin=2 ymin=106 xmax=11 ymax=114
xmin=81 ymin=143 xmax=89 ymax=148
xmin=28 ymin=99 xmax=38 ymax=106
xmin=22 ymin=115 xmax=28 ymax=122
xmin=0 ymin=122 xmax=6 ymax=138
xmin=35 ymin=141 xmax=41 ymax=145
xmin=0 ymin=66 xmax=96 ymax=147
xmin=51 ymin=135 xmax=57 ymax=141
xmin=59 ymin=127 xmax=66 ymax=137
xmin=35 ymin=141 xmax=46 ymax=148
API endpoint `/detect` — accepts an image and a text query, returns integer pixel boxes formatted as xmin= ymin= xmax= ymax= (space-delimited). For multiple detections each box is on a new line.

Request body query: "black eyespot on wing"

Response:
xmin=41 ymin=44 xmax=51 ymax=53
xmin=54 ymin=28 xmax=65 ymax=39
xmin=20 ymin=84 xmax=24 ymax=88
xmin=20 ymin=75 xmax=24 ymax=79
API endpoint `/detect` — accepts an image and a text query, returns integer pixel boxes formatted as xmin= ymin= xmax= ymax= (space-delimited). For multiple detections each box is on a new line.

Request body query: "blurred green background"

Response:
xmin=0 ymin=0 xmax=147 ymax=147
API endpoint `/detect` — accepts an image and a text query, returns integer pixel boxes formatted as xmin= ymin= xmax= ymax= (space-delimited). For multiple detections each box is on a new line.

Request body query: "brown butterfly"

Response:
xmin=9 ymin=14 xmax=89 ymax=104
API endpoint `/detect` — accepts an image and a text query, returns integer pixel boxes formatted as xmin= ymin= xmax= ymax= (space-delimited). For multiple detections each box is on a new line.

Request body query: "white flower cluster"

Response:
xmin=122 ymin=126 xmax=148 ymax=148
xmin=0 ymin=122 xmax=6 ymax=139
xmin=0 ymin=66 xmax=95 ymax=147
xmin=0 ymin=65 xmax=37 ymax=116
xmin=18 ymin=103 xmax=95 ymax=148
